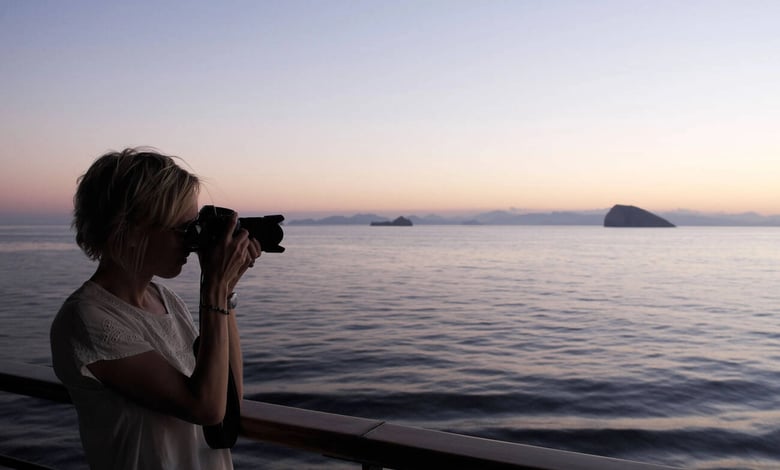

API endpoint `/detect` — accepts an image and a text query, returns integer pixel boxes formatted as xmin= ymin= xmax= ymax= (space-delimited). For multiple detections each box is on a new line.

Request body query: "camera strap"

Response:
xmin=192 ymin=336 xmax=241 ymax=449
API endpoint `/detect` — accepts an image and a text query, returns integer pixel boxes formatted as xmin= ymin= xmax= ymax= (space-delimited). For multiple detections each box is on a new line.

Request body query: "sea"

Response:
xmin=1 ymin=223 xmax=780 ymax=469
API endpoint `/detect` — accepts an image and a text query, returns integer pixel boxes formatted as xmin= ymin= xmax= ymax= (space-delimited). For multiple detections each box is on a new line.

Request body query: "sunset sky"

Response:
xmin=1 ymin=1 xmax=778 ymax=221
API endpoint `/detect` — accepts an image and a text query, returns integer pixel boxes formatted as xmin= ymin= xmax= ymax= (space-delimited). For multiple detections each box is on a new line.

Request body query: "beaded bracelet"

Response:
xmin=201 ymin=303 xmax=230 ymax=315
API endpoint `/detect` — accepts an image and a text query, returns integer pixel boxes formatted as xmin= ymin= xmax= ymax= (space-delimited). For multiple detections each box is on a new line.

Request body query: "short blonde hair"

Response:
xmin=73 ymin=148 xmax=200 ymax=272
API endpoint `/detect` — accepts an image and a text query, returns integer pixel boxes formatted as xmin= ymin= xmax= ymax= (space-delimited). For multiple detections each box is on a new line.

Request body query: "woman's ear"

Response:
xmin=105 ymin=221 xmax=148 ymax=274
xmin=125 ymin=224 xmax=143 ymax=250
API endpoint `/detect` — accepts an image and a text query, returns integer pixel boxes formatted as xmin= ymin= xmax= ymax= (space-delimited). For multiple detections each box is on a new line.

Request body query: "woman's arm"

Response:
xmin=87 ymin=292 xmax=236 ymax=425
xmin=227 ymin=310 xmax=243 ymax=401
xmin=225 ymin=236 xmax=260 ymax=401
xmin=88 ymin=308 xmax=229 ymax=425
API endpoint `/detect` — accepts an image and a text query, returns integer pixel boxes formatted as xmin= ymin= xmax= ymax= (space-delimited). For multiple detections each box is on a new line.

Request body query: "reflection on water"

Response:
xmin=2 ymin=225 xmax=780 ymax=469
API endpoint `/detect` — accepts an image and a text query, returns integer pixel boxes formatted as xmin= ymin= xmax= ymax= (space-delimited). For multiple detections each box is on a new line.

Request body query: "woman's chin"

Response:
xmin=158 ymin=265 xmax=184 ymax=279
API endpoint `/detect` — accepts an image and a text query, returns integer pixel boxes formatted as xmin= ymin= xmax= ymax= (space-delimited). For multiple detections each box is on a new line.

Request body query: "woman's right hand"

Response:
xmin=197 ymin=212 xmax=251 ymax=299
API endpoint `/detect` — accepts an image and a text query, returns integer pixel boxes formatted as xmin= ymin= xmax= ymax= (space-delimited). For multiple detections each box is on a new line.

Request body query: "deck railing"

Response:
xmin=1 ymin=361 xmax=678 ymax=470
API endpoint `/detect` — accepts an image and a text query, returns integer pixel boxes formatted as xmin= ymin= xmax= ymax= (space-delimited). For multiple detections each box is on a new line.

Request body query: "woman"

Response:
xmin=50 ymin=148 xmax=260 ymax=469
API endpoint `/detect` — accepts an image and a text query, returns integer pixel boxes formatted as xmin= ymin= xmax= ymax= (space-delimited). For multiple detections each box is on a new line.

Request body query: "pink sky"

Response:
xmin=2 ymin=1 xmax=779 ymax=221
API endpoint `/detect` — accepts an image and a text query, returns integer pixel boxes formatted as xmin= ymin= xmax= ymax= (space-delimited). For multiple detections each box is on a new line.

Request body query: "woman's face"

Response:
xmin=143 ymin=193 xmax=199 ymax=279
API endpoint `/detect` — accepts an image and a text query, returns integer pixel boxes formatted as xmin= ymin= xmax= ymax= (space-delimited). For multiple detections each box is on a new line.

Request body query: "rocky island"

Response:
xmin=604 ymin=204 xmax=675 ymax=227
xmin=370 ymin=216 xmax=413 ymax=227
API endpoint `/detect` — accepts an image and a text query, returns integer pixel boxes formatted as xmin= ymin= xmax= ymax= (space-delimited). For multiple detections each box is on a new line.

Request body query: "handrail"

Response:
xmin=0 ymin=361 xmax=678 ymax=469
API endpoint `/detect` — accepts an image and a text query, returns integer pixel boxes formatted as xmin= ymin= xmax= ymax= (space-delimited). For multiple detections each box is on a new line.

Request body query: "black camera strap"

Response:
xmin=192 ymin=336 xmax=241 ymax=449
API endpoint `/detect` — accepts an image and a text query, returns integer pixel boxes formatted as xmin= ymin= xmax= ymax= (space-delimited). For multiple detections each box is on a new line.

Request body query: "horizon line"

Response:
xmin=3 ymin=206 xmax=780 ymax=226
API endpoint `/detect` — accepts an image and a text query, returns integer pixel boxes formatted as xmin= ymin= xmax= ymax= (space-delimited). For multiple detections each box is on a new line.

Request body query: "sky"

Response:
xmin=1 ymin=0 xmax=779 ymax=221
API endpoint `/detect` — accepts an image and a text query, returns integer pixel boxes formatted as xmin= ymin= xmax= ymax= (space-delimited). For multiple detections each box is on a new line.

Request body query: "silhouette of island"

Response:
xmin=370 ymin=216 xmax=413 ymax=227
xmin=604 ymin=204 xmax=675 ymax=227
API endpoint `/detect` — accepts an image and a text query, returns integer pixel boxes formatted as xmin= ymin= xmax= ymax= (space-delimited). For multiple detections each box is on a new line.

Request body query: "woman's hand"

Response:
xmin=229 ymin=235 xmax=261 ymax=293
xmin=197 ymin=213 xmax=246 ymax=290
xmin=197 ymin=212 xmax=262 ymax=294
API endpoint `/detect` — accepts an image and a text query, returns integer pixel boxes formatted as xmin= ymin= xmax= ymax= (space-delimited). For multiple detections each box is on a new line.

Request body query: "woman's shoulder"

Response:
xmin=56 ymin=281 xmax=105 ymax=320
xmin=55 ymin=281 xmax=141 ymax=330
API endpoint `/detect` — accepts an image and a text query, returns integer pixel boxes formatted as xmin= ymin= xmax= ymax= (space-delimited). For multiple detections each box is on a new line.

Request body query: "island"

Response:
xmin=370 ymin=216 xmax=413 ymax=227
xmin=604 ymin=204 xmax=675 ymax=227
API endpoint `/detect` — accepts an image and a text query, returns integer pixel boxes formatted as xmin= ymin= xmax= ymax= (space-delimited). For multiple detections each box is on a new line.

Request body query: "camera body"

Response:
xmin=184 ymin=205 xmax=285 ymax=253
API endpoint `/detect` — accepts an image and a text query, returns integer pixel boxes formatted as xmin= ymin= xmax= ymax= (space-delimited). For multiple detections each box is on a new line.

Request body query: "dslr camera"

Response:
xmin=184 ymin=205 xmax=285 ymax=253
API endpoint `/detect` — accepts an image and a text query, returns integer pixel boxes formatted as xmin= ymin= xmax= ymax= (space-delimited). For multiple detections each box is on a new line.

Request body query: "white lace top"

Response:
xmin=50 ymin=281 xmax=233 ymax=470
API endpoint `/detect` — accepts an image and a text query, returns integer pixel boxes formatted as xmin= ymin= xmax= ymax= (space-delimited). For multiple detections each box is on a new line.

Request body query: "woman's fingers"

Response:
xmin=247 ymin=239 xmax=261 ymax=267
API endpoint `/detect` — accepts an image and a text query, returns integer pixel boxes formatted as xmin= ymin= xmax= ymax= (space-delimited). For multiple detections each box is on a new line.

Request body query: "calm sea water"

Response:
xmin=2 ymin=224 xmax=780 ymax=469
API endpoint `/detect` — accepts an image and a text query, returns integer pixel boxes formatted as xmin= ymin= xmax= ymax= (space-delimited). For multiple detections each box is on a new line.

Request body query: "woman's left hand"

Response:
xmin=229 ymin=236 xmax=261 ymax=292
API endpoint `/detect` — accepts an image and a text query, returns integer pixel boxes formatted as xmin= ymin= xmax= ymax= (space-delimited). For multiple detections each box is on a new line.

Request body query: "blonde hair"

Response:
xmin=73 ymin=148 xmax=200 ymax=273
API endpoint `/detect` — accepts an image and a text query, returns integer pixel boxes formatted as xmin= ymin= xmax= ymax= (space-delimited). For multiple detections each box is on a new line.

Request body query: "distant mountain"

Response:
xmin=287 ymin=209 xmax=780 ymax=226
xmin=658 ymin=210 xmax=780 ymax=226
xmin=5 ymin=208 xmax=779 ymax=227
xmin=370 ymin=216 xmax=413 ymax=226
xmin=287 ymin=213 xmax=386 ymax=225
xmin=468 ymin=210 xmax=604 ymax=225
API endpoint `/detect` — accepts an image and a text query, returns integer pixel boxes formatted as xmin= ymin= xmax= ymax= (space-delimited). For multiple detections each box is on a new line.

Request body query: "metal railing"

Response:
xmin=0 ymin=361 xmax=678 ymax=469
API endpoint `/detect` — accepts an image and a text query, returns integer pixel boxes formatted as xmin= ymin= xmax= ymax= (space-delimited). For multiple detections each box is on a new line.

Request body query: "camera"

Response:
xmin=184 ymin=205 xmax=285 ymax=253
